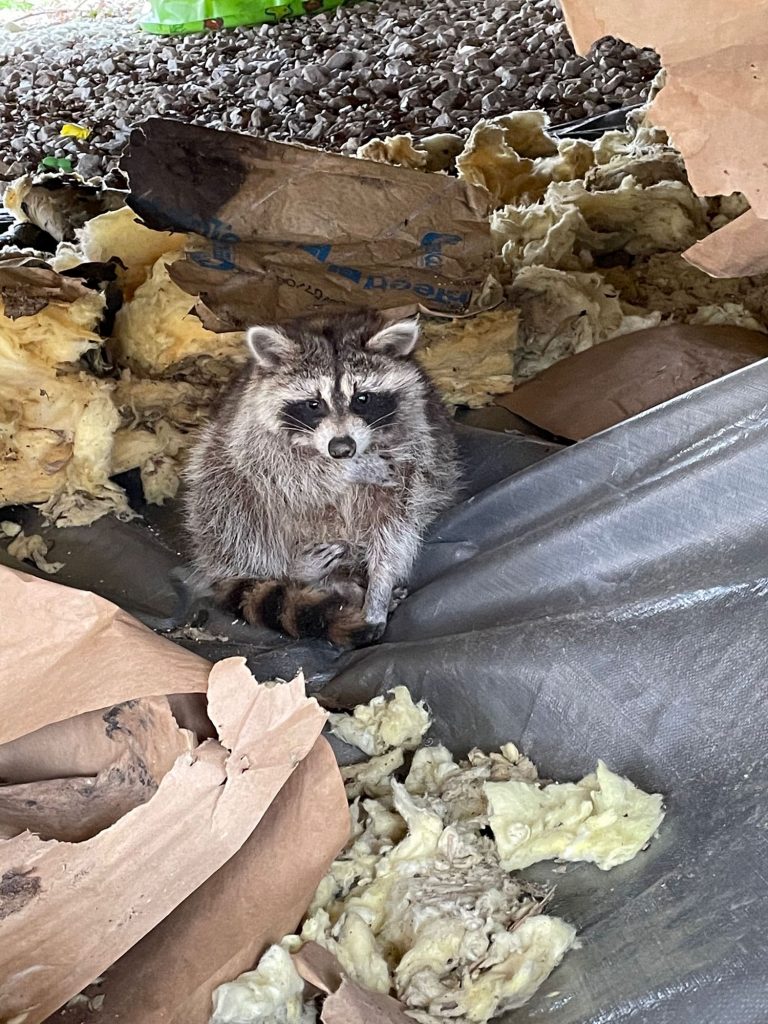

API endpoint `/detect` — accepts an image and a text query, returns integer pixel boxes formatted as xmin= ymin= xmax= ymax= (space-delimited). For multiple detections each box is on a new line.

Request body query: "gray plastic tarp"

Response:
xmin=3 ymin=361 xmax=767 ymax=1023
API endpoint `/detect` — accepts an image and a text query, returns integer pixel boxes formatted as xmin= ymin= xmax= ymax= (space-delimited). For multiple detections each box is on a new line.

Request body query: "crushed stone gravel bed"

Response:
xmin=0 ymin=0 xmax=659 ymax=178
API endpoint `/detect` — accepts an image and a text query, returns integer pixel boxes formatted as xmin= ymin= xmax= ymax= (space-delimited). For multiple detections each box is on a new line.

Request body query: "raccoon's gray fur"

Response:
xmin=183 ymin=308 xmax=460 ymax=647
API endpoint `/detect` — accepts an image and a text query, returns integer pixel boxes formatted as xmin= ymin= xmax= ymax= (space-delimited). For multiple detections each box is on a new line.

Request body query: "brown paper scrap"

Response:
xmin=683 ymin=210 xmax=768 ymax=279
xmin=559 ymin=0 xmax=768 ymax=276
xmin=293 ymin=942 xmax=414 ymax=1024
xmin=122 ymin=119 xmax=493 ymax=325
xmin=0 ymin=661 xmax=328 ymax=1024
xmin=47 ymin=738 xmax=349 ymax=1024
xmin=0 ymin=564 xmax=210 ymax=745
xmin=0 ymin=696 xmax=192 ymax=841
xmin=0 ymin=254 xmax=94 ymax=318
xmin=499 ymin=323 xmax=768 ymax=441
xmin=0 ymin=698 xmax=206 ymax=785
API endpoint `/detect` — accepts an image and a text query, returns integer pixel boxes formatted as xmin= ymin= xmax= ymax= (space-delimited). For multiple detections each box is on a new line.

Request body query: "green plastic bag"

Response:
xmin=140 ymin=0 xmax=360 ymax=35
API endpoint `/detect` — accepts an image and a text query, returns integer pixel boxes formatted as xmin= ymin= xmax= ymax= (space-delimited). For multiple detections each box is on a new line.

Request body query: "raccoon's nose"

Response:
xmin=328 ymin=436 xmax=357 ymax=459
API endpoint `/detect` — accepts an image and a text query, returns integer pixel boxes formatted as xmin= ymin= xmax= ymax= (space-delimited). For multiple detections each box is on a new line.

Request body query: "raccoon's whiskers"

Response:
xmin=366 ymin=411 xmax=397 ymax=430
xmin=281 ymin=415 xmax=314 ymax=435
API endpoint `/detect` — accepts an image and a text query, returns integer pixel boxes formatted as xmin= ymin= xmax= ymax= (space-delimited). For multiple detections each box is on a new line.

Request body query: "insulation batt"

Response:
xmin=418 ymin=311 xmax=517 ymax=407
xmin=4 ymin=106 xmax=768 ymax=523
xmin=328 ymin=686 xmax=432 ymax=756
xmin=54 ymin=205 xmax=189 ymax=299
xmin=0 ymin=203 xmax=233 ymax=521
xmin=211 ymin=689 xmax=663 ymax=1024
xmin=507 ymin=266 xmax=661 ymax=381
xmin=486 ymin=760 xmax=664 ymax=872
xmin=112 ymin=251 xmax=246 ymax=374
xmin=4 ymin=529 xmax=63 ymax=573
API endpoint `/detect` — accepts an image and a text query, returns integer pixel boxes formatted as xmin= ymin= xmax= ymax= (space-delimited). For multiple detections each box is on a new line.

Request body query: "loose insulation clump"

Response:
xmin=210 ymin=687 xmax=664 ymax=1024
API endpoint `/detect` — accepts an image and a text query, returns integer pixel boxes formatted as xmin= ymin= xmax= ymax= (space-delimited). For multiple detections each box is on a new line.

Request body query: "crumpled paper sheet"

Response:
xmin=499 ymin=322 xmax=768 ymax=440
xmin=2 ymin=172 xmax=126 ymax=243
xmin=559 ymin=0 xmax=768 ymax=277
xmin=683 ymin=210 xmax=768 ymax=279
xmin=0 ymin=254 xmax=97 ymax=319
xmin=0 ymin=695 xmax=193 ymax=843
xmin=0 ymin=564 xmax=209 ymax=743
xmin=122 ymin=119 xmax=494 ymax=325
xmin=0 ymin=564 xmax=347 ymax=1024
xmin=52 ymin=738 xmax=348 ymax=1024
xmin=294 ymin=942 xmax=414 ymax=1024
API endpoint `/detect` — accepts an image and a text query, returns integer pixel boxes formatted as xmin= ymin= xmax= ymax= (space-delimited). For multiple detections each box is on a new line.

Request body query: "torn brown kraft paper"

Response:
xmin=0 ymin=565 xmax=349 ymax=1024
xmin=294 ymin=942 xmax=414 ymax=1024
xmin=121 ymin=119 xmax=495 ymax=326
xmin=499 ymin=322 xmax=768 ymax=441
xmin=559 ymin=0 xmax=768 ymax=277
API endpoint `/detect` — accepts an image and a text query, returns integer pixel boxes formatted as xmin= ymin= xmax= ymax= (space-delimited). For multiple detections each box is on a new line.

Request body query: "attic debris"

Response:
xmin=1 ymin=107 xmax=766 ymax=525
xmin=212 ymin=687 xmax=664 ymax=1024
xmin=4 ymin=529 xmax=63 ymax=574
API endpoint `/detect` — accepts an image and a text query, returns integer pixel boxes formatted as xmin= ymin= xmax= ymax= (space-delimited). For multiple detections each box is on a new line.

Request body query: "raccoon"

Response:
xmin=183 ymin=308 xmax=460 ymax=647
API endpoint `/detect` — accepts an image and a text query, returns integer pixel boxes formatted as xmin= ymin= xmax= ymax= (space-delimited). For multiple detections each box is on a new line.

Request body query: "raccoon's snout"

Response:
xmin=328 ymin=436 xmax=357 ymax=459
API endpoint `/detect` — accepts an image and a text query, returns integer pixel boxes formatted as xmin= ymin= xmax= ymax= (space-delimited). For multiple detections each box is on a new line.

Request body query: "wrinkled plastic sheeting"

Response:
xmin=323 ymin=363 xmax=768 ymax=1024
xmin=2 ymin=365 xmax=768 ymax=1022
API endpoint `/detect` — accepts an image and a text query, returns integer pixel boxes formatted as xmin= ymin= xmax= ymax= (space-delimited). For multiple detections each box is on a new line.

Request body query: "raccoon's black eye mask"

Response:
xmin=280 ymin=398 xmax=328 ymax=431
xmin=350 ymin=390 xmax=398 ymax=427
xmin=280 ymin=390 xmax=399 ymax=432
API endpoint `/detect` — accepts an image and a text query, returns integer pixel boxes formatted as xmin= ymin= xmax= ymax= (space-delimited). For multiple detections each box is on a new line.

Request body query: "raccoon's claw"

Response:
xmin=363 ymin=620 xmax=388 ymax=643
xmin=294 ymin=541 xmax=348 ymax=581
xmin=390 ymin=587 xmax=408 ymax=610
xmin=344 ymin=454 xmax=397 ymax=488
xmin=346 ymin=620 xmax=387 ymax=647
xmin=327 ymin=614 xmax=387 ymax=649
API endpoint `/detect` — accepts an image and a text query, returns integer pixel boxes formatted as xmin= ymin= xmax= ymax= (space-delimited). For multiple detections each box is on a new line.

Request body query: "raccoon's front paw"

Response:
xmin=293 ymin=541 xmax=348 ymax=582
xmin=327 ymin=611 xmax=387 ymax=649
xmin=345 ymin=454 xmax=397 ymax=488
xmin=360 ymin=620 xmax=388 ymax=644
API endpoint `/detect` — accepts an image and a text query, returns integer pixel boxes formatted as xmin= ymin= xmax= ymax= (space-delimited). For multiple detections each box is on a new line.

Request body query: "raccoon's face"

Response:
xmin=243 ymin=311 xmax=427 ymax=461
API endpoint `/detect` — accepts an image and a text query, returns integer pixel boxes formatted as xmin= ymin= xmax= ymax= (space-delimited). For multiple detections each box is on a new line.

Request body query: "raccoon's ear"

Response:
xmin=246 ymin=325 xmax=295 ymax=369
xmin=365 ymin=318 xmax=420 ymax=358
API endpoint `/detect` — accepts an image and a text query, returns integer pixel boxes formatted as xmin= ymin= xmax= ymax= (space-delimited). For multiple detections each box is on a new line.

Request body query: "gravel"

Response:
xmin=0 ymin=0 xmax=660 ymax=178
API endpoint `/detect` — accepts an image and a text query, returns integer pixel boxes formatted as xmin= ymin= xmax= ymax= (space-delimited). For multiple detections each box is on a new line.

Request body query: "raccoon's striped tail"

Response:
xmin=215 ymin=578 xmax=376 ymax=649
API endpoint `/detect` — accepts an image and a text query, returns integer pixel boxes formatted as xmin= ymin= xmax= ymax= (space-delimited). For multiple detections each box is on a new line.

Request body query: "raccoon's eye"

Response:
xmin=352 ymin=393 xmax=369 ymax=405
xmin=305 ymin=399 xmax=320 ymax=410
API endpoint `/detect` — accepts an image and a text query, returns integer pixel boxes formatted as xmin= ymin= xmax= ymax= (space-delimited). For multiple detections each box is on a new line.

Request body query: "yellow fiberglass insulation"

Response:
xmin=492 ymin=177 xmax=708 ymax=274
xmin=0 ymin=351 xmax=125 ymax=522
xmin=418 ymin=309 xmax=518 ymax=407
xmin=113 ymin=251 xmax=246 ymax=375
xmin=0 ymin=288 xmax=104 ymax=369
xmin=211 ymin=687 xmax=664 ymax=1024
xmin=508 ymin=266 xmax=661 ymax=381
xmin=357 ymin=135 xmax=429 ymax=171
xmin=109 ymin=374 xmax=221 ymax=506
xmin=54 ymin=206 xmax=189 ymax=300
xmin=0 ymin=278 xmax=131 ymax=523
